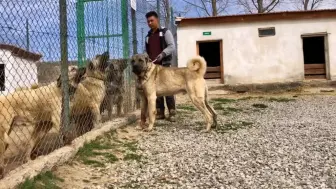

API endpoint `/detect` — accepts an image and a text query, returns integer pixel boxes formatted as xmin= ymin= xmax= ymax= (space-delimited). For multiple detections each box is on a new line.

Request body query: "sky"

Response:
xmin=0 ymin=0 xmax=335 ymax=62
xmin=0 ymin=0 xmax=155 ymax=61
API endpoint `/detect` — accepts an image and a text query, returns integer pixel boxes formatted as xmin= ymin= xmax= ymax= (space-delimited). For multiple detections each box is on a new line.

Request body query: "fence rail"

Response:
xmin=0 ymin=0 xmax=176 ymax=180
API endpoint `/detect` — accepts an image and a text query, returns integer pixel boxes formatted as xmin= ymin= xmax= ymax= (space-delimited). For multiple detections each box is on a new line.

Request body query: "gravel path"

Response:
xmin=55 ymin=95 xmax=336 ymax=189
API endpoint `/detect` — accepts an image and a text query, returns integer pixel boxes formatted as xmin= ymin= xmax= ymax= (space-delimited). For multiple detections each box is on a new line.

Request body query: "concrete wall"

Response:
xmin=177 ymin=18 xmax=336 ymax=85
xmin=0 ymin=50 xmax=38 ymax=95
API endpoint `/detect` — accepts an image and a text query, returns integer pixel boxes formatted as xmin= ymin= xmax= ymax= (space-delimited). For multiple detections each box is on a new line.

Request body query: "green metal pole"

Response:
xmin=121 ymin=0 xmax=129 ymax=58
xmin=59 ymin=0 xmax=70 ymax=141
xmin=26 ymin=18 xmax=30 ymax=51
xmin=76 ymin=0 xmax=86 ymax=68
xmin=121 ymin=0 xmax=130 ymax=111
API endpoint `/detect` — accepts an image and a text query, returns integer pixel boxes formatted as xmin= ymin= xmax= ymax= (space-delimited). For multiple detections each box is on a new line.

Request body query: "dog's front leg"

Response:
xmin=145 ymin=94 xmax=157 ymax=132
xmin=136 ymin=95 xmax=147 ymax=130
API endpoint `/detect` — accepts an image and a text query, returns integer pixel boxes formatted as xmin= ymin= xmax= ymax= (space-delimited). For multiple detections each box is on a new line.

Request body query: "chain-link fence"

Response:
xmin=0 ymin=0 xmax=175 ymax=180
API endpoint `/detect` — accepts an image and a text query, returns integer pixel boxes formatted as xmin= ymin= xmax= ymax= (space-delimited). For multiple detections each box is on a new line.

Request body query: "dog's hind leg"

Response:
xmin=0 ymin=108 xmax=16 ymax=178
xmin=107 ymin=96 xmax=113 ymax=120
xmin=188 ymin=93 xmax=213 ymax=132
xmin=28 ymin=120 xmax=53 ymax=160
xmin=204 ymin=86 xmax=218 ymax=128
xmin=116 ymin=96 xmax=123 ymax=117
xmin=0 ymin=133 xmax=7 ymax=179
xmin=91 ymin=103 xmax=102 ymax=128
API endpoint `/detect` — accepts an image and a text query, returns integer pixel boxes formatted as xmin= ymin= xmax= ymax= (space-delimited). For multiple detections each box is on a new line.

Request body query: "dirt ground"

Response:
xmin=16 ymin=86 xmax=336 ymax=189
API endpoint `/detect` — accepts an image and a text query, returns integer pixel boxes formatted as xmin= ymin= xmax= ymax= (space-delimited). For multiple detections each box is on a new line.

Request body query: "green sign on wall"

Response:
xmin=203 ymin=31 xmax=211 ymax=36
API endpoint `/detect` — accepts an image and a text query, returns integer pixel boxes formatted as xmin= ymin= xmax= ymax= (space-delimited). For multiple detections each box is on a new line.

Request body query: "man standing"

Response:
xmin=145 ymin=11 xmax=176 ymax=122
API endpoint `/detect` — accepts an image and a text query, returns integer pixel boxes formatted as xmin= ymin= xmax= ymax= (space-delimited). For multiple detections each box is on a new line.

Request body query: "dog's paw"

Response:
xmin=200 ymin=129 xmax=211 ymax=133
xmin=144 ymin=127 xmax=154 ymax=132
xmin=135 ymin=125 xmax=145 ymax=130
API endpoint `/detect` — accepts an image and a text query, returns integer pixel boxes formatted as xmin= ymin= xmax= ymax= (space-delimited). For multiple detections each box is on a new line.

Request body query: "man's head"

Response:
xmin=146 ymin=11 xmax=159 ymax=30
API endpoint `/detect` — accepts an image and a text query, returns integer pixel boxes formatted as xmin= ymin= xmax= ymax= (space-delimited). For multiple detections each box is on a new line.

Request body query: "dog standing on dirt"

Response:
xmin=100 ymin=59 xmax=129 ymax=120
xmin=130 ymin=53 xmax=217 ymax=132
xmin=0 ymin=52 xmax=109 ymax=178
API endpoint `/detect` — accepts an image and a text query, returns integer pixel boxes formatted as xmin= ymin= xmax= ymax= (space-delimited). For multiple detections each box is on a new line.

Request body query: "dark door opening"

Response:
xmin=197 ymin=41 xmax=222 ymax=82
xmin=0 ymin=64 xmax=4 ymax=91
xmin=302 ymin=36 xmax=327 ymax=79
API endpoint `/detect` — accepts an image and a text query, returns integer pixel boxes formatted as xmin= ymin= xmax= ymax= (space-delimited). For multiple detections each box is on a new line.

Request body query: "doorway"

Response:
xmin=302 ymin=34 xmax=328 ymax=79
xmin=197 ymin=40 xmax=223 ymax=83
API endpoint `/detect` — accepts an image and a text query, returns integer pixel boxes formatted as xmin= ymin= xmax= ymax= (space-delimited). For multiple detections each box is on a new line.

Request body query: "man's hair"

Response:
xmin=145 ymin=11 xmax=158 ymax=19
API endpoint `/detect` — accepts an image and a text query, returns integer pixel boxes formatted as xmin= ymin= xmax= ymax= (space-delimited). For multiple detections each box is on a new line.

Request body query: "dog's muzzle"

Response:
xmin=132 ymin=65 xmax=142 ymax=75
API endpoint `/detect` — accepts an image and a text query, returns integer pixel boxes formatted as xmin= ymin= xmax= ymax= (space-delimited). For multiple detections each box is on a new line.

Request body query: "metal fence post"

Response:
xmin=170 ymin=7 xmax=174 ymax=29
xmin=156 ymin=0 xmax=160 ymax=25
xmin=59 ymin=0 xmax=70 ymax=142
xmin=25 ymin=18 xmax=30 ymax=51
xmin=76 ymin=0 xmax=86 ymax=68
xmin=131 ymin=5 xmax=140 ymax=109
xmin=106 ymin=17 xmax=110 ymax=52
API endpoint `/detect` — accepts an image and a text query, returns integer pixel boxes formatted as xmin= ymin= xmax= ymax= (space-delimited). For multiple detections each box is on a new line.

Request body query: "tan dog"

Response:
xmin=0 ymin=52 xmax=109 ymax=178
xmin=130 ymin=53 xmax=217 ymax=132
xmin=68 ymin=52 xmax=109 ymax=131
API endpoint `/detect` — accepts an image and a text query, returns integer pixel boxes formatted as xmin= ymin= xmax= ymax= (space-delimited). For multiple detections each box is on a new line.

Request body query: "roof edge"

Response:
xmin=177 ymin=9 xmax=336 ymax=27
xmin=0 ymin=44 xmax=42 ymax=62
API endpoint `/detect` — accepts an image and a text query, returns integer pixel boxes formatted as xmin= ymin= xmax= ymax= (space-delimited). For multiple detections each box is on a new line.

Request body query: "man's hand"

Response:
xmin=155 ymin=52 xmax=166 ymax=63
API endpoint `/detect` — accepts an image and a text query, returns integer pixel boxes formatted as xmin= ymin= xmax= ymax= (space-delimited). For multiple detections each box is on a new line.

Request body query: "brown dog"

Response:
xmin=0 ymin=52 xmax=109 ymax=178
xmin=100 ymin=59 xmax=128 ymax=119
xmin=130 ymin=53 xmax=217 ymax=132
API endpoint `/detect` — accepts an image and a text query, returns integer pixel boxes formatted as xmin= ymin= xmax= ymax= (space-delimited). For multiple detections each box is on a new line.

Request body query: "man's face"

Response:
xmin=147 ymin=16 xmax=158 ymax=30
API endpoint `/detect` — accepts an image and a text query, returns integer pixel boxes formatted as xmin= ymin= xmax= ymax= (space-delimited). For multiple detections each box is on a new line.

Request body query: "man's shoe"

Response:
xmin=167 ymin=109 xmax=177 ymax=122
xmin=156 ymin=109 xmax=165 ymax=120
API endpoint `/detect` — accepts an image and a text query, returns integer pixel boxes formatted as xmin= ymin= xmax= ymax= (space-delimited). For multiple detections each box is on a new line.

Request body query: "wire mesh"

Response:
xmin=0 ymin=0 xmax=173 ymax=179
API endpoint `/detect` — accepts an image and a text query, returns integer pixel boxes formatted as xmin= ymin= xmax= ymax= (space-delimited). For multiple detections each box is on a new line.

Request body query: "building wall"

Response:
xmin=177 ymin=18 xmax=336 ymax=84
xmin=0 ymin=50 xmax=38 ymax=95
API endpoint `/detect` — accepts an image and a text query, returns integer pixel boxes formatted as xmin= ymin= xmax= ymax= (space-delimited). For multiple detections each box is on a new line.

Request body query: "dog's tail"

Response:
xmin=187 ymin=56 xmax=207 ymax=76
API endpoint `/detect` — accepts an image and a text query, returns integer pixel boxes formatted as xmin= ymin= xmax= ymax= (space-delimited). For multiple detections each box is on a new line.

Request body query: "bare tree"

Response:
xmin=237 ymin=0 xmax=282 ymax=13
xmin=181 ymin=0 xmax=230 ymax=17
xmin=147 ymin=0 xmax=189 ymax=28
xmin=295 ymin=0 xmax=324 ymax=10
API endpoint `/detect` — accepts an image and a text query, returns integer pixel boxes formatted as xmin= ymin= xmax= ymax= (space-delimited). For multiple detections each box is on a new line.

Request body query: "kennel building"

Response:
xmin=0 ymin=44 xmax=41 ymax=95
xmin=175 ymin=9 xmax=336 ymax=85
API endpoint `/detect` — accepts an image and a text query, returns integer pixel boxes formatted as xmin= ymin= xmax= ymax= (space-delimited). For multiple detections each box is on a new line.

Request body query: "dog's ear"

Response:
xmin=74 ymin=67 xmax=86 ymax=84
xmin=56 ymin=75 xmax=62 ymax=88
xmin=143 ymin=53 xmax=150 ymax=63
xmin=120 ymin=59 xmax=129 ymax=71
xmin=98 ymin=51 xmax=110 ymax=72
xmin=87 ymin=60 xmax=94 ymax=71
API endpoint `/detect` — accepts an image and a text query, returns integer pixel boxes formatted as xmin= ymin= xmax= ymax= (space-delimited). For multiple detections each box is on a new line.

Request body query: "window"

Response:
xmin=258 ymin=27 xmax=276 ymax=37
xmin=0 ymin=64 xmax=4 ymax=91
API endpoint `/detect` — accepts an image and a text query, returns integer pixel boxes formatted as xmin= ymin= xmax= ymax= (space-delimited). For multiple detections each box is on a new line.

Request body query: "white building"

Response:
xmin=176 ymin=9 xmax=336 ymax=85
xmin=0 ymin=44 xmax=41 ymax=95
